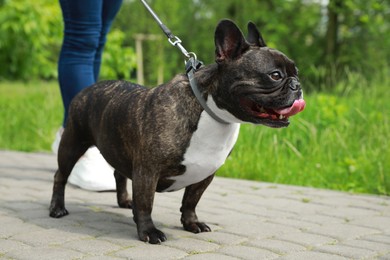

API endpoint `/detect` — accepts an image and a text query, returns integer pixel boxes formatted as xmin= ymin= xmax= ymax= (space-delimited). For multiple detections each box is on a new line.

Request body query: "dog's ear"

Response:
xmin=215 ymin=19 xmax=249 ymax=63
xmin=247 ymin=22 xmax=266 ymax=47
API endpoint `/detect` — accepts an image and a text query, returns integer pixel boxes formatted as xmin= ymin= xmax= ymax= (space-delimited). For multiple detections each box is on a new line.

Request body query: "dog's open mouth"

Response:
xmin=240 ymin=98 xmax=306 ymax=121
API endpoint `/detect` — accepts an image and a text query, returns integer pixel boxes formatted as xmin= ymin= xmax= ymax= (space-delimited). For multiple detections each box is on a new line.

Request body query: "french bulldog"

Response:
xmin=49 ymin=19 xmax=305 ymax=244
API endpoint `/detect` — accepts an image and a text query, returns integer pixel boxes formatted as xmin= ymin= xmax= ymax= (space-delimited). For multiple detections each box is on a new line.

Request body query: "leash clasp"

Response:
xmin=168 ymin=36 xmax=192 ymax=58
xmin=168 ymin=36 xmax=181 ymax=46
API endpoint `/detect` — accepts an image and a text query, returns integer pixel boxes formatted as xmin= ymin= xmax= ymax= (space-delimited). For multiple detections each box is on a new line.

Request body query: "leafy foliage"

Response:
xmin=113 ymin=0 xmax=389 ymax=90
xmin=333 ymin=0 xmax=389 ymax=71
xmin=100 ymin=29 xmax=137 ymax=80
xmin=0 ymin=0 xmax=136 ymax=80
xmin=0 ymin=0 xmax=62 ymax=79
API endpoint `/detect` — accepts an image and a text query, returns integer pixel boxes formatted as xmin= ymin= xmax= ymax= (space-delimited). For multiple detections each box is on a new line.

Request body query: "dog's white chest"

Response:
xmin=164 ymin=111 xmax=240 ymax=192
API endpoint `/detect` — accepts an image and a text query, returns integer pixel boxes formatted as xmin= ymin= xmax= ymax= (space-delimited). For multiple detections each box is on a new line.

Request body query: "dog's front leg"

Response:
xmin=180 ymin=174 xmax=214 ymax=233
xmin=114 ymin=170 xmax=132 ymax=209
xmin=132 ymin=167 xmax=166 ymax=244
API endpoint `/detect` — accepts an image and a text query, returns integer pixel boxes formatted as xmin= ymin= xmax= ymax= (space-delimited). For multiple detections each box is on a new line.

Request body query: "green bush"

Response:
xmin=0 ymin=0 xmax=62 ymax=79
xmin=100 ymin=29 xmax=137 ymax=80
xmin=0 ymin=0 xmax=136 ymax=81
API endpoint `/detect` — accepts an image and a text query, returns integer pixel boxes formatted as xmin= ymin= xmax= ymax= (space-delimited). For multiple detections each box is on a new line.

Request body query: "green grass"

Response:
xmin=0 ymin=81 xmax=63 ymax=151
xmin=0 ymin=74 xmax=389 ymax=195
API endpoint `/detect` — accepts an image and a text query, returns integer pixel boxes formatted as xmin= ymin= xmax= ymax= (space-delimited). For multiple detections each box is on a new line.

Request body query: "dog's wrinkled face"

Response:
xmin=213 ymin=20 xmax=305 ymax=127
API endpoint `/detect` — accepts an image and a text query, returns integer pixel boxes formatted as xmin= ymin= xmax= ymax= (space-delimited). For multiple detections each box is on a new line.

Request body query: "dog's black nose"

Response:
xmin=289 ymin=80 xmax=300 ymax=91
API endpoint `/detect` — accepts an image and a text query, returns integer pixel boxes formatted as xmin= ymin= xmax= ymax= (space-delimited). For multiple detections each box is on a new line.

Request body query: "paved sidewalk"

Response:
xmin=0 ymin=150 xmax=389 ymax=260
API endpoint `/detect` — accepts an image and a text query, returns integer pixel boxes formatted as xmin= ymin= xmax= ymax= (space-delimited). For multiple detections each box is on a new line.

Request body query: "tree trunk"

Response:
xmin=325 ymin=0 xmax=342 ymax=88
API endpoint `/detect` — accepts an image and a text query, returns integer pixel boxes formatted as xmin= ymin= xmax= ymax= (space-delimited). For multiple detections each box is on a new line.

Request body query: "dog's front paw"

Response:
xmin=49 ymin=206 xmax=69 ymax=218
xmin=139 ymin=227 xmax=167 ymax=244
xmin=183 ymin=221 xmax=211 ymax=233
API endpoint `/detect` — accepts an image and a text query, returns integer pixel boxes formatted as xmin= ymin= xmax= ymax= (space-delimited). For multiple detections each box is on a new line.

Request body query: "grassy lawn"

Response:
xmin=0 ymin=81 xmax=63 ymax=151
xmin=0 ymin=77 xmax=389 ymax=195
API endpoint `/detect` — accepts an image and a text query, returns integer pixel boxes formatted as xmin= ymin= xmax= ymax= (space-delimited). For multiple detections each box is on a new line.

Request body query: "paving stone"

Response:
xmin=351 ymin=216 xmax=390 ymax=231
xmin=275 ymin=232 xmax=337 ymax=247
xmin=5 ymin=246 xmax=85 ymax=260
xmin=309 ymin=194 xmax=379 ymax=206
xmin=98 ymin=232 xmax=144 ymax=248
xmin=267 ymin=217 xmax=321 ymax=230
xmin=114 ymin=244 xmax=188 ymax=259
xmin=252 ymin=207 xmax=298 ymax=219
xmin=2 ymin=200 xmax=46 ymax=212
xmin=203 ymin=208 xmax=261 ymax=226
xmin=1 ymin=221 xmax=45 ymax=239
xmin=61 ymin=238 xmax=123 ymax=255
xmin=291 ymin=213 xmax=344 ymax=225
xmin=163 ymin=237 xmax=220 ymax=253
xmin=84 ymin=218 xmax=136 ymax=234
xmin=277 ymin=251 xmax=348 ymax=260
xmin=245 ymin=238 xmax=307 ymax=255
xmin=363 ymin=234 xmax=390 ymax=245
xmin=222 ymin=220 xmax=300 ymax=239
xmin=183 ymin=252 xmax=240 ymax=260
xmin=321 ymin=206 xmax=380 ymax=219
xmin=215 ymin=202 xmax=266 ymax=218
xmin=189 ymin=230 xmax=248 ymax=245
xmin=249 ymin=198 xmax=315 ymax=214
xmin=306 ymin=223 xmax=379 ymax=240
xmin=342 ymin=239 xmax=390 ymax=254
xmin=0 ymin=215 xmax=23 ymax=225
xmin=218 ymin=245 xmax=279 ymax=259
xmin=82 ymin=256 xmax=123 ymax=260
xmin=315 ymin=244 xmax=377 ymax=259
xmin=0 ymin=239 xmax=32 ymax=254
xmin=11 ymin=228 xmax=93 ymax=247
xmin=160 ymin=226 xmax=195 ymax=240
xmin=333 ymin=199 xmax=389 ymax=213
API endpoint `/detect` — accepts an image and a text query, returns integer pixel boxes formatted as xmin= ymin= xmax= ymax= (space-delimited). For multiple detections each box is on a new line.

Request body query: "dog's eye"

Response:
xmin=270 ymin=71 xmax=282 ymax=81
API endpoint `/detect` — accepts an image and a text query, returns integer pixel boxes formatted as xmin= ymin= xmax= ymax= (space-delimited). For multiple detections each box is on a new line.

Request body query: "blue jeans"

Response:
xmin=58 ymin=0 xmax=123 ymax=126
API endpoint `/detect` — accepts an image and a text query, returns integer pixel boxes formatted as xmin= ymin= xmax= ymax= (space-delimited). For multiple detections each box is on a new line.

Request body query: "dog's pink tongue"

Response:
xmin=275 ymin=99 xmax=306 ymax=117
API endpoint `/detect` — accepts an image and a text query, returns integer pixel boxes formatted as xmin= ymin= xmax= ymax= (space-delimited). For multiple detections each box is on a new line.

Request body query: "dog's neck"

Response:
xmin=190 ymin=63 xmax=244 ymax=124
xmin=192 ymin=63 xmax=219 ymax=95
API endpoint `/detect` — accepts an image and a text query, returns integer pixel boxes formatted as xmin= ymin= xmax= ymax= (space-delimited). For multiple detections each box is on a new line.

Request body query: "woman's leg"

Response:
xmin=58 ymin=0 xmax=103 ymax=126
xmin=93 ymin=0 xmax=123 ymax=81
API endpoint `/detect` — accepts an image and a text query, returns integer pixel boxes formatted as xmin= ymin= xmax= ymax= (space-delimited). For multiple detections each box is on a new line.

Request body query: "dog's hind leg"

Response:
xmin=114 ymin=170 xmax=132 ymax=209
xmin=49 ymin=128 xmax=90 ymax=218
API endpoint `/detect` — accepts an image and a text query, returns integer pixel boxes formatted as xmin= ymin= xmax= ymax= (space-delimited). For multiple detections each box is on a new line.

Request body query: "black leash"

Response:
xmin=140 ymin=0 xmax=229 ymax=124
